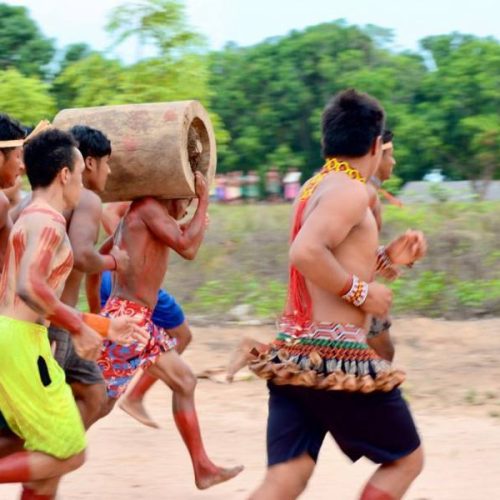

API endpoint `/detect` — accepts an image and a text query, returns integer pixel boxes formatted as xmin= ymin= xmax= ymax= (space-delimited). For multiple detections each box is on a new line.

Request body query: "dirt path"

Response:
xmin=2 ymin=318 xmax=500 ymax=499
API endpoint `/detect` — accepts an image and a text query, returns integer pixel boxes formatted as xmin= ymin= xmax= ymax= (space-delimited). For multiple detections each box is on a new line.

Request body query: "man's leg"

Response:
xmin=21 ymin=476 xmax=60 ymax=499
xmin=119 ymin=320 xmax=193 ymax=428
xmin=250 ymin=383 xmax=324 ymax=499
xmin=0 ymin=450 xmax=84 ymax=485
xmin=148 ymin=350 xmax=243 ymax=489
xmin=360 ymin=446 xmax=424 ymax=499
xmin=227 ymin=337 xmax=268 ymax=382
xmin=70 ymin=382 xmax=108 ymax=429
xmin=248 ymin=453 xmax=315 ymax=500
xmin=50 ymin=326 xmax=108 ymax=429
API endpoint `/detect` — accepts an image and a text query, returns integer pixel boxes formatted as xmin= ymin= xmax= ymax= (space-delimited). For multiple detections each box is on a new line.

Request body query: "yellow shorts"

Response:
xmin=0 ymin=316 xmax=86 ymax=459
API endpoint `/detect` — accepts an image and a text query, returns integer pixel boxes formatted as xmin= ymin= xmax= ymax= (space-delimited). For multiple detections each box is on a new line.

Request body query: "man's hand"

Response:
xmin=361 ymin=282 xmax=393 ymax=317
xmin=194 ymin=171 xmax=208 ymax=201
xmin=386 ymin=230 xmax=427 ymax=266
xmin=108 ymin=316 xmax=150 ymax=347
xmin=73 ymin=324 xmax=102 ymax=361
xmin=110 ymin=245 xmax=129 ymax=273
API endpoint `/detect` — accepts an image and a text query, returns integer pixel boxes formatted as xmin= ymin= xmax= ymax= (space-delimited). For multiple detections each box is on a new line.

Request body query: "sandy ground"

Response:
xmin=2 ymin=317 xmax=500 ymax=499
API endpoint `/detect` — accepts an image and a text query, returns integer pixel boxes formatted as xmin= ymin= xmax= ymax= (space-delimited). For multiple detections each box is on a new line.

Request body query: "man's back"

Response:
xmin=111 ymin=197 xmax=170 ymax=309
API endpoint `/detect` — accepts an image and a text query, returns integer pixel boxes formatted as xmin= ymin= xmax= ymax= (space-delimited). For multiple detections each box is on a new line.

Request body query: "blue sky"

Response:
xmin=5 ymin=0 xmax=500 ymax=59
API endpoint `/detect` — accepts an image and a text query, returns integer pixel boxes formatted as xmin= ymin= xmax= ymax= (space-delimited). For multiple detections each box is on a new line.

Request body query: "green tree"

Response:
xmin=0 ymin=68 xmax=55 ymax=123
xmin=54 ymin=53 xmax=128 ymax=108
xmin=210 ymin=21 xmax=430 ymax=179
xmin=0 ymin=3 xmax=55 ymax=79
xmin=419 ymin=35 xmax=500 ymax=196
xmin=52 ymin=43 xmax=93 ymax=108
xmin=106 ymin=0 xmax=204 ymax=60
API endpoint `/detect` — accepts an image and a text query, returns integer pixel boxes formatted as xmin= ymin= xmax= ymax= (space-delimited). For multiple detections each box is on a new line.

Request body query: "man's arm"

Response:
xmin=142 ymin=173 xmax=209 ymax=260
xmin=70 ymin=191 xmax=127 ymax=273
xmin=17 ymin=216 xmax=148 ymax=353
xmin=85 ymin=236 xmax=114 ymax=313
xmin=9 ymin=192 xmax=32 ymax=223
xmin=290 ymin=181 xmax=392 ymax=316
xmin=0 ymin=192 xmax=12 ymax=231
xmin=101 ymin=201 xmax=130 ymax=236
xmin=290 ymin=182 xmax=368 ymax=295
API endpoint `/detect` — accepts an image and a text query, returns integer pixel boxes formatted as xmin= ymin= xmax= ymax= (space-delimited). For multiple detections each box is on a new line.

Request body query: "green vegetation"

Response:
xmin=161 ymin=202 xmax=500 ymax=320
xmin=1 ymin=1 xmax=499 ymax=319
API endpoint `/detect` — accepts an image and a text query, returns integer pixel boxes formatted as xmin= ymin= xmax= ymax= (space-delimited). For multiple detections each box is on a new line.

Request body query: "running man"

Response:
xmin=248 ymin=90 xmax=425 ymax=500
xmin=99 ymin=200 xmax=195 ymax=428
xmin=0 ymin=129 xmax=146 ymax=499
xmin=88 ymin=173 xmax=243 ymax=489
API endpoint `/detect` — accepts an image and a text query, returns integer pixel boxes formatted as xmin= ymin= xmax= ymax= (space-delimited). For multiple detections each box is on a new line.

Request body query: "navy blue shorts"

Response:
xmin=267 ymin=382 xmax=420 ymax=467
xmin=100 ymin=271 xmax=185 ymax=329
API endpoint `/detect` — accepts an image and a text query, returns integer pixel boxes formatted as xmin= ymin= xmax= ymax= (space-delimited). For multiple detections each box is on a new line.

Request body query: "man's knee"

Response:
xmin=170 ymin=365 xmax=197 ymax=396
xmin=65 ymin=449 xmax=86 ymax=473
xmin=251 ymin=456 xmax=314 ymax=500
xmin=72 ymin=382 xmax=108 ymax=425
xmin=395 ymin=445 xmax=424 ymax=480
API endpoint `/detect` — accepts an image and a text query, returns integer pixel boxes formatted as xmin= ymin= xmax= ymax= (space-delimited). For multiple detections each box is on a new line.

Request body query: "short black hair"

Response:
xmin=24 ymin=129 xmax=78 ymax=189
xmin=69 ymin=125 xmax=111 ymax=159
xmin=0 ymin=113 xmax=26 ymax=156
xmin=382 ymin=129 xmax=394 ymax=144
xmin=321 ymin=89 xmax=385 ymax=158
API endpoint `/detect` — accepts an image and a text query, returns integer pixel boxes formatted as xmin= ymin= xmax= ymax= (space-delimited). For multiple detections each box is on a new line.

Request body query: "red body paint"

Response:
xmin=360 ymin=483 xmax=395 ymax=500
xmin=0 ymin=451 xmax=31 ymax=483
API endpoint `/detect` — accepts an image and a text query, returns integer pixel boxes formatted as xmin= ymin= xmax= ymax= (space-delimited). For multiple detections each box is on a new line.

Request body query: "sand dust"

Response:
xmin=2 ymin=317 xmax=500 ymax=499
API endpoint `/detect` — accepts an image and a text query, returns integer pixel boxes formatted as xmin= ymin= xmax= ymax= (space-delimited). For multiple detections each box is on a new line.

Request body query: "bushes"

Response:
xmin=164 ymin=202 xmax=500 ymax=320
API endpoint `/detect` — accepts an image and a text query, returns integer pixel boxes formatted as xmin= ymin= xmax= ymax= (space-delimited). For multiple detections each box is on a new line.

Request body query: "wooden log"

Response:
xmin=53 ymin=100 xmax=216 ymax=201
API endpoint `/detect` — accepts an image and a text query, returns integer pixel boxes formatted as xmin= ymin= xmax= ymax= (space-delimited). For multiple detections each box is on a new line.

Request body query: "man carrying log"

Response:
xmin=88 ymin=172 xmax=243 ymax=489
xmin=99 ymin=200 xmax=194 ymax=429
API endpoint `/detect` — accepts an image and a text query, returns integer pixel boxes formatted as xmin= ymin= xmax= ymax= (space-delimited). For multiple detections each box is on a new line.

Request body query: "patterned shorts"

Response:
xmin=97 ymin=297 xmax=177 ymax=399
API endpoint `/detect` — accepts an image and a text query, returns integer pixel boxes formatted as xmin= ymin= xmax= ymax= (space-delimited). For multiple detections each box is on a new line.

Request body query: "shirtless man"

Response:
xmin=0 ymin=114 xmax=28 ymax=455
xmin=0 ymin=114 xmax=26 ymax=267
xmin=0 ymin=129 xmax=146 ymax=499
xmin=50 ymin=125 xmax=130 ymax=428
xmin=8 ymin=125 xmax=130 ymax=429
xmin=88 ymin=173 xmax=243 ymax=489
xmin=366 ymin=129 xmax=399 ymax=361
xmin=99 ymin=200 xmax=195 ymax=428
xmin=248 ymin=90 xmax=424 ymax=499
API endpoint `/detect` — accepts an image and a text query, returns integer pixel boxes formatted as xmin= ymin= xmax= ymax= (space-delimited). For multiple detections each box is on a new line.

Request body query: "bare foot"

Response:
xmin=226 ymin=337 xmax=266 ymax=382
xmin=118 ymin=397 xmax=160 ymax=429
xmin=195 ymin=464 xmax=244 ymax=490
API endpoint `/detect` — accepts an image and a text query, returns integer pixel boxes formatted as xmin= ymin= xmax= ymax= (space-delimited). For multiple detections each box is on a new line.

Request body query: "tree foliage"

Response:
xmin=0 ymin=3 xmax=55 ymax=79
xmin=0 ymin=68 xmax=55 ymax=124
xmin=209 ymin=22 xmax=499 ymax=185
xmin=0 ymin=1 xmax=498 ymax=189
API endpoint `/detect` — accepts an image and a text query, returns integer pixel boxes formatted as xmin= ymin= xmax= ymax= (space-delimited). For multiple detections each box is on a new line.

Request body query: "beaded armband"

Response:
xmin=341 ymin=275 xmax=369 ymax=307
xmin=376 ymin=246 xmax=393 ymax=274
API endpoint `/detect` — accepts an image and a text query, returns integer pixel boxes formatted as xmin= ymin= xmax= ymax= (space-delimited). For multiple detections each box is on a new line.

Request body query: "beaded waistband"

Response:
xmin=249 ymin=319 xmax=405 ymax=392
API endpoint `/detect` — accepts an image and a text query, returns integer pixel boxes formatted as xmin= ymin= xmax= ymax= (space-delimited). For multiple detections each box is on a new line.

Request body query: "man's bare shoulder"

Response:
xmin=14 ymin=208 xmax=66 ymax=244
xmin=130 ymin=197 xmax=166 ymax=216
xmin=317 ymin=174 xmax=370 ymax=206
xmin=77 ymin=189 xmax=102 ymax=211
